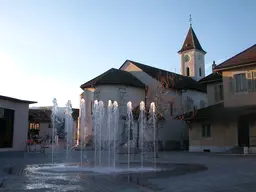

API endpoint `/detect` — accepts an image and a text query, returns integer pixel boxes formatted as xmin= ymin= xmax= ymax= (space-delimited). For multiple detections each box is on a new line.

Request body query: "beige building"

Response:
xmin=0 ymin=95 xmax=36 ymax=152
xmin=178 ymin=44 xmax=256 ymax=153
xmin=29 ymin=107 xmax=79 ymax=140
xmin=79 ymin=25 xmax=208 ymax=150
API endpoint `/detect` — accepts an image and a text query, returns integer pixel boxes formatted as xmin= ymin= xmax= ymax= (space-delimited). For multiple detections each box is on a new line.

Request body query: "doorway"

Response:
xmin=238 ymin=117 xmax=249 ymax=147
xmin=0 ymin=108 xmax=14 ymax=148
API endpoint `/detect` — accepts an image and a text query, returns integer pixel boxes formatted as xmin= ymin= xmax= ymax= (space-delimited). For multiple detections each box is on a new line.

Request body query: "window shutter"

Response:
xmin=228 ymin=77 xmax=233 ymax=93
xmin=241 ymin=73 xmax=247 ymax=92
xmin=253 ymin=72 xmax=256 ymax=91
xmin=214 ymin=85 xmax=218 ymax=102
xmin=201 ymin=125 xmax=205 ymax=137
xmin=91 ymin=100 xmax=93 ymax=115
xmin=235 ymin=74 xmax=240 ymax=92
xmin=219 ymin=84 xmax=224 ymax=100
xmin=207 ymin=124 xmax=211 ymax=137
xmin=247 ymin=72 xmax=253 ymax=91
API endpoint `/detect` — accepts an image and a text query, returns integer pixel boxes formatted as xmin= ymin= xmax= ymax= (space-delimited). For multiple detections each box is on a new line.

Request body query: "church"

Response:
xmin=79 ymin=24 xmax=208 ymax=150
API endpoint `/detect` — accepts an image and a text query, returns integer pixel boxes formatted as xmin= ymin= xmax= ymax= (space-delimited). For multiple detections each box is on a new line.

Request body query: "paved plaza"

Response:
xmin=0 ymin=151 xmax=256 ymax=191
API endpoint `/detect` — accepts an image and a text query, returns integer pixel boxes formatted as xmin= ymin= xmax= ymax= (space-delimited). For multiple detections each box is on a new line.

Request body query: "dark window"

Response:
xmin=91 ymin=100 xmax=93 ymax=115
xmin=234 ymin=73 xmax=247 ymax=92
xmin=219 ymin=84 xmax=224 ymax=100
xmin=186 ymin=67 xmax=190 ymax=76
xmin=201 ymin=124 xmax=211 ymax=138
xmin=199 ymin=67 xmax=202 ymax=77
xmin=0 ymin=108 xmax=14 ymax=148
xmin=214 ymin=84 xmax=224 ymax=102
xmin=169 ymin=102 xmax=173 ymax=116
xmin=129 ymin=129 xmax=133 ymax=140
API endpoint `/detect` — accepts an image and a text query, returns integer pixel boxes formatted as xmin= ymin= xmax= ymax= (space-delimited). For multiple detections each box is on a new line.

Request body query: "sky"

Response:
xmin=0 ymin=0 xmax=255 ymax=108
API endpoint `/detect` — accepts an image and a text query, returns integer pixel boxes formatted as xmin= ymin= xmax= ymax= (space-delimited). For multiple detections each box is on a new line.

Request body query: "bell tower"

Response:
xmin=178 ymin=15 xmax=206 ymax=81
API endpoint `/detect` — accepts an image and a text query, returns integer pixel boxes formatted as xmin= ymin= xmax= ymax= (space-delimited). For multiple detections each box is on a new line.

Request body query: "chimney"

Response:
xmin=212 ymin=61 xmax=216 ymax=72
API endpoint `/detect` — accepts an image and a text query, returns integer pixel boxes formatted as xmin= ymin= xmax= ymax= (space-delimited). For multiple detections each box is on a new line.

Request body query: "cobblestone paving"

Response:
xmin=0 ymin=151 xmax=256 ymax=191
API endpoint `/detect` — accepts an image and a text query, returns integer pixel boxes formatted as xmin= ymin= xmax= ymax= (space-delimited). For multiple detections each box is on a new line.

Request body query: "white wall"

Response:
xmin=82 ymin=88 xmax=95 ymax=139
xmin=120 ymin=61 xmax=188 ymax=145
xmin=94 ymin=84 xmax=145 ymax=112
xmin=79 ymin=60 xmax=208 ymax=149
xmin=39 ymin=122 xmax=51 ymax=137
xmin=0 ymin=99 xmax=29 ymax=152
xmin=194 ymin=50 xmax=206 ymax=80
xmin=182 ymin=89 xmax=208 ymax=111
xmin=39 ymin=121 xmax=77 ymax=138
xmin=89 ymin=85 xmax=145 ymax=142
xmin=180 ymin=50 xmax=206 ymax=81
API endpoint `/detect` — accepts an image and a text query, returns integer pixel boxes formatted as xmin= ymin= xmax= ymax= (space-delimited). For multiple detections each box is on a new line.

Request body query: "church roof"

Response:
xmin=80 ymin=68 xmax=145 ymax=89
xmin=214 ymin=44 xmax=256 ymax=71
xmin=122 ymin=60 xmax=206 ymax=93
xmin=178 ymin=26 xmax=206 ymax=54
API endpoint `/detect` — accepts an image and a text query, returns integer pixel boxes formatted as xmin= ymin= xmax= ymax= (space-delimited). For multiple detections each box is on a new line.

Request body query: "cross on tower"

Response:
xmin=189 ymin=14 xmax=192 ymax=27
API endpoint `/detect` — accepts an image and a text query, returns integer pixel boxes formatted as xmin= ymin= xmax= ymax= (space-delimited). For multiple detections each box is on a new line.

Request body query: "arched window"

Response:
xmin=199 ymin=67 xmax=202 ymax=77
xmin=186 ymin=67 xmax=190 ymax=76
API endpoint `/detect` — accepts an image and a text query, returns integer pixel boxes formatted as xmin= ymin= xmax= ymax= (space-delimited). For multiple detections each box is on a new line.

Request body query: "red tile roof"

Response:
xmin=215 ymin=44 xmax=256 ymax=71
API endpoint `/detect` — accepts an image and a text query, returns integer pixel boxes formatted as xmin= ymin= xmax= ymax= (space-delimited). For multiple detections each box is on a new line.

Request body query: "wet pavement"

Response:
xmin=0 ymin=151 xmax=256 ymax=191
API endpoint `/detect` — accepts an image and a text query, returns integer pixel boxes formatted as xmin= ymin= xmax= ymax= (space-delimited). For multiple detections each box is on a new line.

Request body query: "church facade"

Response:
xmin=79 ymin=25 xmax=208 ymax=150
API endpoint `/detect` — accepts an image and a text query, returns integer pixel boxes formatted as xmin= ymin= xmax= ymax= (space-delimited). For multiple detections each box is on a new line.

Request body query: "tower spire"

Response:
xmin=189 ymin=14 xmax=192 ymax=27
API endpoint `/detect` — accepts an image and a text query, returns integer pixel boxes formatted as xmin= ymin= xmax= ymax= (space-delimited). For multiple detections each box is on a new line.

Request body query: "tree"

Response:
xmin=145 ymin=71 xmax=198 ymax=152
xmin=129 ymin=71 xmax=198 ymax=154
xmin=143 ymin=72 xmax=178 ymax=154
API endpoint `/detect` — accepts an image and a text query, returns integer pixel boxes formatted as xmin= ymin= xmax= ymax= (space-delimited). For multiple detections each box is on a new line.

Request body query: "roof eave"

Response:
xmin=215 ymin=62 xmax=256 ymax=72
xmin=81 ymin=83 xmax=145 ymax=89
xmin=0 ymin=95 xmax=37 ymax=104
xmin=26 ymin=101 xmax=37 ymax=104
xmin=119 ymin=59 xmax=130 ymax=70
xmin=199 ymin=78 xmax=222 ymax=85
xmin=80 ymin=84 xmax=95 ymax=90
xmin=178 ymin=48 xmax=207 ymax=54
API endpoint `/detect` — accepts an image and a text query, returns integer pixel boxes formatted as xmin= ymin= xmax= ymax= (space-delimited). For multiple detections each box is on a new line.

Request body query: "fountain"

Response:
xmin=107 ymin=100 xmax=112 ymax=167
xmin=34 ymin=99 xmax=160 ymax=175
xmin=112 ymin=101 xmax=119 ymax=168
xmin=139 ymin=101 xmax=146 ymax=168
xmin=6 ymin=99 xmax=209 ymax=191
xmin=126 ymin=101 xmax=133 ymax=169
xmin=105 ymin=100 xmax=119 ymax=167
xmin=93 ymin=100 xmax=105 ymax=167
xmin=51 ymin=98 xmax=59 ymax=164
xmin=64 ymin=100 xmax=73 ymax=159
xmin=80 ymin=98 xmax=86 ymax=165
xmin=93 ymin=100 xmax=99 ymax=167
xmin=149 ymin=102 xmax=157 ymax=169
